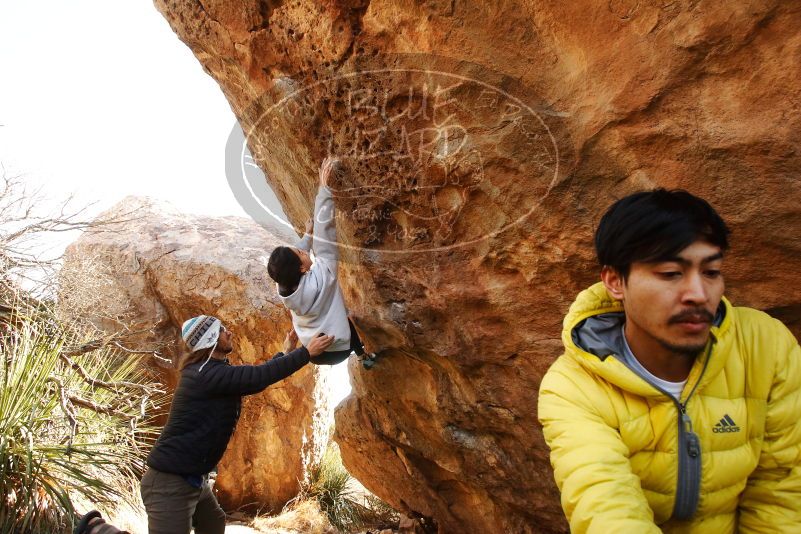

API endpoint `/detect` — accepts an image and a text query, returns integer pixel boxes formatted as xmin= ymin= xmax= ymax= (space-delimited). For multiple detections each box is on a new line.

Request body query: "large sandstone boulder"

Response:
xmin=62 ymin=197 xmax=336 ymax=512
xmin=152 ymin=1 xmax=801 ymax=531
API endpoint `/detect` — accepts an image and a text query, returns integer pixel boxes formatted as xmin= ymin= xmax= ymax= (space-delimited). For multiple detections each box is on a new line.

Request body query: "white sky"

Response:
xmin=0 ymin=0 xmax=246 ymax=221
xmin=0 ymin=1 xmax=351 ymax=398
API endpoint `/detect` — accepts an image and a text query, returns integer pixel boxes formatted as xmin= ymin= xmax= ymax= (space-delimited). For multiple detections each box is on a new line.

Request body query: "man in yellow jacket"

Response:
xmin=538 ymin=190 xmax=801 ymax=533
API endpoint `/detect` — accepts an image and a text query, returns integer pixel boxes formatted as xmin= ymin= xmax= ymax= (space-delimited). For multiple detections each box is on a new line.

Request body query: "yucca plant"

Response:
xmin=295 ymin=443 xmax=399 ymax=533
xmin=296 ymin=444 xmax=365 ymax=532
xmin=0 ymin=299 xmax=164 ymax=534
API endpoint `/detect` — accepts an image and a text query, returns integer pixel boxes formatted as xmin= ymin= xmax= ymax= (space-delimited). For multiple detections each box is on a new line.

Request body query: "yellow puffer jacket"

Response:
xmin=538 ymin=283 xmax=801 ymax=533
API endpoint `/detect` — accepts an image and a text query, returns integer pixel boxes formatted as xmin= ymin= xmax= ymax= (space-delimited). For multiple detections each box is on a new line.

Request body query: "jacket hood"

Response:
xmin=278 ymin=273 xmax=318 ymax=316
xmin=562 ymin=282 xmax=734 ymax=398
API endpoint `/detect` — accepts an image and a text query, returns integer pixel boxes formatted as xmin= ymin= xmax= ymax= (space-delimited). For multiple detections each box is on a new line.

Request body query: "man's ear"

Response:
xmin=601 ymin=266 xmax=625 ymax=301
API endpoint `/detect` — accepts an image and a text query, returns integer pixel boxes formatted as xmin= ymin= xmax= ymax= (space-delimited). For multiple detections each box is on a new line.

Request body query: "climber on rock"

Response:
xmin=139 ymin=314 xmax=334 ymax=534
xmin=267 ymin=156 xmax=377 ymax=369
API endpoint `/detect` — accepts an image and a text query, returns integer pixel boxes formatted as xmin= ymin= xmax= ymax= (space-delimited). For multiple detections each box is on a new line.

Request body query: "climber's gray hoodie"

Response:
xmin=277 ymin=185 xmax=351 ymax=353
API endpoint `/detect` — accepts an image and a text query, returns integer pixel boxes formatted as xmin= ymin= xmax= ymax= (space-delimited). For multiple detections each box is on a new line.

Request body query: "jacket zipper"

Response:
xmin=673 ymin=403 xmax=701 ymax=519
xmin=619 ymin=341 xmax=713 ymax=521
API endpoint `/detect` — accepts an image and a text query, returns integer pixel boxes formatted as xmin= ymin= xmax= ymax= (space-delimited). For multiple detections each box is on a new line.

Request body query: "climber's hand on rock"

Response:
xmin=306 ymin=334 xmax=335 ymax=357
xmin=319 ymin=156 xmax=338 ymax=187
xmin=283 ymin=329 xmax=299 ymax=353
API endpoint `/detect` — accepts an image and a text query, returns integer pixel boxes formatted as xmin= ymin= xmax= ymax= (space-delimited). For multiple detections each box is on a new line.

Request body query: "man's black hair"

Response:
xmin=595 ymin=189 xmax=731 ymax=279
xmin=267 ymin=246 xmax=302 ymax=289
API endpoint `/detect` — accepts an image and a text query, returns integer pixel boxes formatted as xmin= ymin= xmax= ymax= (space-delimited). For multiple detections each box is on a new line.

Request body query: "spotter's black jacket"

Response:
xmin=146 ymin=347 xmax=310 ymax=476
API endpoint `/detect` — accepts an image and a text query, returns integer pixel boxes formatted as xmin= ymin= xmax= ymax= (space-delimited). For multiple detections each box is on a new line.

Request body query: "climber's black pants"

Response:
xmin=312 ymin=318 xmax=365 ymax=365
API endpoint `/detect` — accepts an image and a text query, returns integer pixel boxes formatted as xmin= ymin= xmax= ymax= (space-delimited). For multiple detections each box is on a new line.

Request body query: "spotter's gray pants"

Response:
xmin=140 ymin=467 xmax=225 ymax=534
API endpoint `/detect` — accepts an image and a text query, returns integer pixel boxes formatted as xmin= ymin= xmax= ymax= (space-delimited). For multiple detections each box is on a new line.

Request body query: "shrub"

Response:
xmin=294 ymin=443 xmax=399 ymax=533
xmin=0 ymin=295 xmax=163 ymax=534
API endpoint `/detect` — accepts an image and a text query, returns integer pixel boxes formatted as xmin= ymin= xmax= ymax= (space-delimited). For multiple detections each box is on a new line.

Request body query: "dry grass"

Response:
xmin=292 ymin=443 xmax=399 ymax=533
xmin=249 ymin=499 xmax=336 ymax=534
xmin=72 ymin=479 xmax=148 ymax=534
xmin=247 ymin=443 xmax=399 ymax=534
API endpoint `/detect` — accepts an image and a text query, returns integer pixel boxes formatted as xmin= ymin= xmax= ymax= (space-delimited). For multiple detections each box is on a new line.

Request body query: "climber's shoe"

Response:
xmin=73 ymin=510 xmax=129 ymax=534
xmin=361 ymin=352 xmax=377 ymax=370
xmin=74 ymin=510 xmax=102 ymax=534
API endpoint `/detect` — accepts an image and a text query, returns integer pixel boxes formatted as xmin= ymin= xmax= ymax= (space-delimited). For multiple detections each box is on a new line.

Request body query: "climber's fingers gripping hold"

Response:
xmin=319 ymin=156 xmax=339 ymax=188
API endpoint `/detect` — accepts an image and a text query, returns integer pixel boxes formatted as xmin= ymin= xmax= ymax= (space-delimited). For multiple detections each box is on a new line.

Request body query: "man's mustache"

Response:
xmin=669 ymin=308 xmax=715 ymax=324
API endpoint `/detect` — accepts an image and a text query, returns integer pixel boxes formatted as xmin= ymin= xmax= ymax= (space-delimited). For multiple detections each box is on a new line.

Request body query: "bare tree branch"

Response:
xmin=48 ymin=376 xmax=78 ymax=440
xmin=0 ymin=163 xmax=143 ymax=299
xmin=62 ymin=327 xmax=174 ymax=367
xmin=47 ymin=373 xmax=154 ymax=442
xmin=112 ymin=341 xmax=173 ymax=366
xmin=58 ymin=352 xmax=164 ymax=395
xmin=68 ymin=394 xmax=131 ymax=419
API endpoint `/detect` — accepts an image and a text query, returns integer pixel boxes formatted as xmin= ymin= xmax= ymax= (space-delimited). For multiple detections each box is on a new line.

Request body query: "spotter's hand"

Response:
xmin=283 ymin=329 xmax=299 ymax=353
xmin=306 ymin=333 xmax=335 ymax=357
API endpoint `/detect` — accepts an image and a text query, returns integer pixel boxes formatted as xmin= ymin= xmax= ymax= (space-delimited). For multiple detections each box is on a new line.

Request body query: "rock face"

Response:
xmin=62 ymin=197 xmax=336 ymax=512
xmin=152 ymin=1 xmax=801 ymax=532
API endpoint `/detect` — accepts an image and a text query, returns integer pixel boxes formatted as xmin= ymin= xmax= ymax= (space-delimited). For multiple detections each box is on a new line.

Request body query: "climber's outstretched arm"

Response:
xmin=312 ymin=157 xmax=339 ymax=264
xmin=294 ymin=218 xmax=313 ymax=252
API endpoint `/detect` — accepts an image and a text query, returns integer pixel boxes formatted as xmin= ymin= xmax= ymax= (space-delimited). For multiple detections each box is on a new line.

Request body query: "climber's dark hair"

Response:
xmin=267 ymin=246 xmax=302 ymax=289
xmin=595 ymin=189 xmax=730 ymax=280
